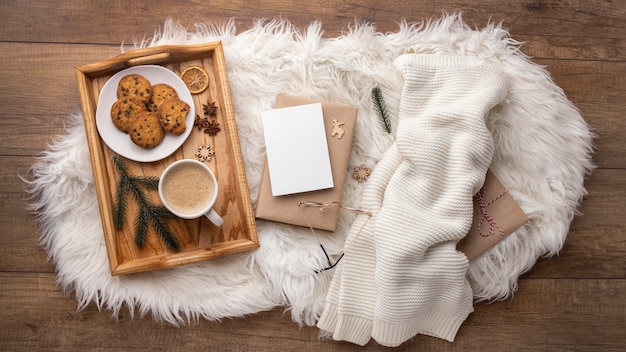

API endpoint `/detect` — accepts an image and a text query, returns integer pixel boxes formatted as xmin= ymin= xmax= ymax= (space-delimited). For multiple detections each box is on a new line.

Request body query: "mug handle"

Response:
xmin=204 ymin=208 xmax=224 ymax=226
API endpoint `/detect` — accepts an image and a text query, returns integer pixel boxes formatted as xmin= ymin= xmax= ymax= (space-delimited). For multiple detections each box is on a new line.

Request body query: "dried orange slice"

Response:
xmin=180 ymin=65 xmax=209 ymax=94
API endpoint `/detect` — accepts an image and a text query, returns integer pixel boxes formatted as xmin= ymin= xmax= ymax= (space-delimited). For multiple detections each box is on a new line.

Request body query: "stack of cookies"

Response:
xmin=110 ymin=74 xmax=190 ymax=149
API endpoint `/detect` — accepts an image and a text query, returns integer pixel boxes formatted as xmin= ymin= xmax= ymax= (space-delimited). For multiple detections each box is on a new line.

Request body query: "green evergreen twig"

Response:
xmin=148 ymin=204 xmax=180 ymax=251
xmin=371 ymin=86 xmax=392 ymax=134
xmin=112 ymin=156 xmax=179 ymax=251
xmin=134 ymin=206 xmax=149 ymax=248
xmin=113 ymin=174 xmax=129 ymax=229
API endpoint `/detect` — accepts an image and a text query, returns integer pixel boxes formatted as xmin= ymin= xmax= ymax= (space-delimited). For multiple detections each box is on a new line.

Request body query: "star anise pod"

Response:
xmin=203 ymin=101 xmax=218 ymax=117
xmin=203 ymin=120 xmax=221 ymax=136
xmin=194 ymin=114 xmax=205 ymax=131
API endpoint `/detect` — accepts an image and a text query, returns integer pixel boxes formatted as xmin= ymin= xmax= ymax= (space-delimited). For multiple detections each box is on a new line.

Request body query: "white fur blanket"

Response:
xmin=26 ymin=14 xmax=594 ymax=326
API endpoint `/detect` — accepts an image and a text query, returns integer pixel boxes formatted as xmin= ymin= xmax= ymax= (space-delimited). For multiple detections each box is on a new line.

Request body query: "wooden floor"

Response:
xmin=1 ymin=1 xmax=624 ymax=351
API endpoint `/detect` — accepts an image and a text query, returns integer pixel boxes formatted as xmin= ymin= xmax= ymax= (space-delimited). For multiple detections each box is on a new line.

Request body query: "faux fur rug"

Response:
xmin=26 ymin=14 xmax=594 ymax=326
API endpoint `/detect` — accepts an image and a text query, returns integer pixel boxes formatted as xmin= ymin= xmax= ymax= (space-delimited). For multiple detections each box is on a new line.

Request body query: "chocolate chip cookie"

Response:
xmin=129 ymin=111 xmax=165 ymax=149
xmin=157 ymin=98 xmax=189 ymax=135
xmin=110 ymin=96 xmax=148 ymax=133
xmin=148 ymin=83 xmax=179 ymax=112
xmin=116 ymin=74 xmax=153 ymax=104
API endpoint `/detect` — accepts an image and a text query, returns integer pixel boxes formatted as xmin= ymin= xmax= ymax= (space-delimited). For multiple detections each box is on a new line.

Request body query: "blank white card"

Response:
xmin=261 ymin=103 xmax=334 ymax=196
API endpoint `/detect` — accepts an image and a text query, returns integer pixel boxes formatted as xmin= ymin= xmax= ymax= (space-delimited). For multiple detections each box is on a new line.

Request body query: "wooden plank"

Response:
xmin=1 ymin=273 xmax=624 ymax=351
xmin=0 ymin=194 xmax=53 ymax=273
xmin=0 ymin=43 xmax=120 ymax=156
xmin=527 ymin=169 xmax=626 ymax=279
xmin=0 ymin=191 xmax=53 ymax=273
xmin=464 ymin=278 xmax=626 ymax=350
xmin=0 ymin=155 xmax=63 ymax=273
xmin=0 ymin=1 xmax=623 ymax=60
xmin=536 ymin=59 xmax=626 ymax=168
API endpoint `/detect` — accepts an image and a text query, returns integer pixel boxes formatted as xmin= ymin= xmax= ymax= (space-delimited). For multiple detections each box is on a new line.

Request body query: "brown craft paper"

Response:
xmin=457 ymin=170 xmax=529 ymax=261
xmin=255 ymin=94 xmax=358 ymax=231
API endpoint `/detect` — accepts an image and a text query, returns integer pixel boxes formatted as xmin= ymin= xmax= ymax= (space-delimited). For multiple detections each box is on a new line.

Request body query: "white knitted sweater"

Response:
xmin=317 ymin=53 xmax=510 ymax=347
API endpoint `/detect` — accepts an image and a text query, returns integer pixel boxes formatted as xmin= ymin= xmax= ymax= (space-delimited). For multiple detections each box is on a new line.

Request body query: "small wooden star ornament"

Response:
xmin=195 ymin=144 xmax=215 ymax=162
xmin=352 ymin=164 xmax=371 ymax=183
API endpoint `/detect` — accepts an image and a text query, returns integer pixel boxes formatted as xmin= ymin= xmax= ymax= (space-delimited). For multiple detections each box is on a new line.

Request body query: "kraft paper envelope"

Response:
xmin=457 ymin=170 xmax=529 ymax=260
xmin=255 ymin=94 xmax=358 ymax=232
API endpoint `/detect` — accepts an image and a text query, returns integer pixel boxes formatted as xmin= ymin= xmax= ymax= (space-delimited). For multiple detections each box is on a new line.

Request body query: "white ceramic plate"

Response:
xmin=96 ymin=65 xmax=195 ymax=163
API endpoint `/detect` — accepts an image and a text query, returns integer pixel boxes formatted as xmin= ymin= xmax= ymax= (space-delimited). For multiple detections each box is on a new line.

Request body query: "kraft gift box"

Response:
xmin=457 ymin=170 xmax=529 ymax=260
xmin=255 ymin=94 xmax=358 ymax=232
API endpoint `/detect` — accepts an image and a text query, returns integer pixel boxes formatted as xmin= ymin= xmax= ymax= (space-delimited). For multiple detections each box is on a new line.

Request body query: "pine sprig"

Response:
xmin=112 ymin=156 xmax=180 ymax=251
xmin=132 ymin=175 xmax=160 ymax=189
xmin=371 ymin=86 xmax=392 ymax=134
xmin=134 ymin=206 xmax=149 ymax=248
xmin=148 ymin=205 xmax=179 ymax=251
xmin=113 ymin=176 xmax=129 ymax=229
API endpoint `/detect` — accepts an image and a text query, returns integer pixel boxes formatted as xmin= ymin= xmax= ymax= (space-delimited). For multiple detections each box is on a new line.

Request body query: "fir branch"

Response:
xmin=111 ymin=156 xmax=179 ymax=251
xmin=113 ymin=157 xmax=130 ymax=229
xmin=130 ymin=175 xmax=160 ymax=190
xmin=127 ymin=178 xmax=149 ymax=207
xmin=113 ymin=174 xmax=129 ymax=229
xmin=371 ymin=86 xmax=392 ymax=134
xmin=151 ymin=204 xmax=177 ymax=218
xmin=134 ymin=206 xmax=148 ymax=248
xmin=148 ymin=204 xmax=179 ymax=251
xmin=113 ymin=154 xmax=130 ymax=174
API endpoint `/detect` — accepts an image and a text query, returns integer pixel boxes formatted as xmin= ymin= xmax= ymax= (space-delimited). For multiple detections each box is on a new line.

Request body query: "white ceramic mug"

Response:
xmin=158 ymin=159 xmax=224 ymax=226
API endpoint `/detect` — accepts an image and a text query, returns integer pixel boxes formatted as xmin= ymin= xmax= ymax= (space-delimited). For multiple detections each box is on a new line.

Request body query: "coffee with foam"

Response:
xmin=161 ymin=163 xmax=216 ymax=215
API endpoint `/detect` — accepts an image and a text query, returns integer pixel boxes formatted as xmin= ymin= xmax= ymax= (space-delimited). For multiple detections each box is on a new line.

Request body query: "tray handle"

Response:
xmin=126 ymin=52 xmax=172 ymax=66
xmin=76 ymin=43 xmax=221 ymax=76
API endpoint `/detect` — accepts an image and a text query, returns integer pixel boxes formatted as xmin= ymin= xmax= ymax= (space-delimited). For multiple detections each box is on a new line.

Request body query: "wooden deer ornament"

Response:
xmin=331 ymin=119 xmax=345 ymax=139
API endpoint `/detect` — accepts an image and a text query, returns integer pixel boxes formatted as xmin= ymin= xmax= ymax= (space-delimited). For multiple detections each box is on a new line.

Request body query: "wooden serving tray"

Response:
xmin=75 ymin=42 xmax=259 ymax=276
